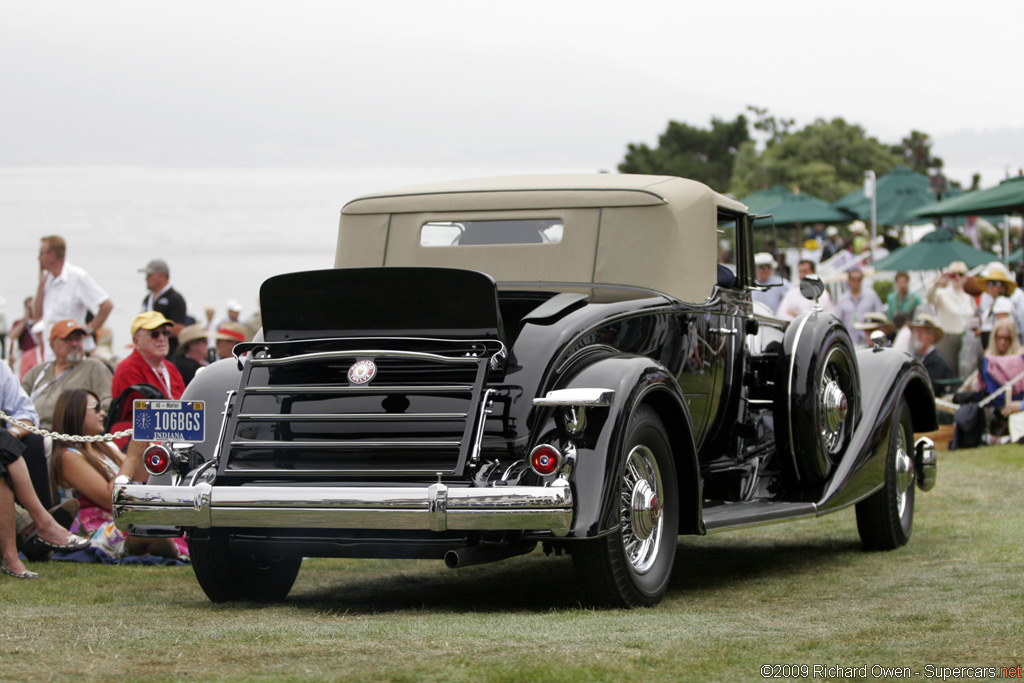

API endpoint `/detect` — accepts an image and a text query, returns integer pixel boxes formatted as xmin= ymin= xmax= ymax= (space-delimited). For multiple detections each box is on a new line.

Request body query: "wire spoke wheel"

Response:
xmin=856 ymin=398 xmax=916 ymax=550
xmin=573 ymin=405 xmax=678 ymax=607
xmin=619 ymin=445 xmax=664 ymax=575
xmin=818 ymin=347 xmax=854 ymax=458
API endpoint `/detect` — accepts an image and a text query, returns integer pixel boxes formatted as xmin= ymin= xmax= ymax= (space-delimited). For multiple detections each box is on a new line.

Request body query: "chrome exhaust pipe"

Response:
xmin=444 ymin=541 xmax=536 ymax=569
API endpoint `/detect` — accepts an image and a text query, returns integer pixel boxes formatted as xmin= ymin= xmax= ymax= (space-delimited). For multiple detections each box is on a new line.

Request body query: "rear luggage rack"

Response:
xmin=219 ymin=337 xmax=506 ymax=478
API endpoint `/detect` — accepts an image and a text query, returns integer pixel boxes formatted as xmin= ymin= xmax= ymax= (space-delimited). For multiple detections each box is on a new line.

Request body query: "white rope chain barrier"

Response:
xmin=0 ymin=408 xmax=133 ymax=443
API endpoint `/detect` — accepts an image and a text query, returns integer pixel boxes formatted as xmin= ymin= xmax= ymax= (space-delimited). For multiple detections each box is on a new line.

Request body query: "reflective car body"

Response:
xmin=113 ymin=174 xmax=938 ymax=607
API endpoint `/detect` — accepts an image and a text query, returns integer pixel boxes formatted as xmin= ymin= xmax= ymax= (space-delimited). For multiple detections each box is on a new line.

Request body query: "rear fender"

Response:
xmin=536 ymin=355 xmax=701 ymax=538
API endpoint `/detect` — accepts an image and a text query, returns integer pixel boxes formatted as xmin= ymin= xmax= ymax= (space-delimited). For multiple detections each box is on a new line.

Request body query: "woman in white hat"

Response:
xmin=976 ymin=262 xmax=1019 ymax=349
xmin=927 ymin=260 xmax=975 ymax=375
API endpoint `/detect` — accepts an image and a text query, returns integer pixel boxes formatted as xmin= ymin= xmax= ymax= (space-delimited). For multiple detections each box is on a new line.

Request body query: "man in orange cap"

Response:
xmin=20 ymin=319 xmax=113 ymax=431
xmin=109 ymin=312 xmax=186 ymax=437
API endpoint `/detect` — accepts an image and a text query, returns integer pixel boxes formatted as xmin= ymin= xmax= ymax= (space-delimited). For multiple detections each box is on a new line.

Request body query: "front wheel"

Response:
xmin=188 ymin=529 xmax=302 ymax=602
xmin=856 ymin=399 xmax=916 ymax=550
xmin=573 ymin=405 xmax=679 ymax=608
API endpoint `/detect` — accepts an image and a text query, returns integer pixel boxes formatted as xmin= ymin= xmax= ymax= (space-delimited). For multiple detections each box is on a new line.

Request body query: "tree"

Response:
xmin=728 ymin=115 xmax=901 ymax=202
xmin=891 ymin=130 xmax=943 ymax=174
xmin=618 ymin=115 xmax=750 ymax=192
xmin=747 ymin=105 xmax=794 ymax=149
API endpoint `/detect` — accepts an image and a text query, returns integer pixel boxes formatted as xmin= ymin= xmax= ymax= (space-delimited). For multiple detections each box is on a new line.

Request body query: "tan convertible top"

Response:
xmin=336 ymin=174 xmax=748 ymax=303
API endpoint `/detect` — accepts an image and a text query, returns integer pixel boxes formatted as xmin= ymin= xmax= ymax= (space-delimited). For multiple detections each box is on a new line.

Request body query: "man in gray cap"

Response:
xmin=139 ymin=258 xmax=188 ymax=355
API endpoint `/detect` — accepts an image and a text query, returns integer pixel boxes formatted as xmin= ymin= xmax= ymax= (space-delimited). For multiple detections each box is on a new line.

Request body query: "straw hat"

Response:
xmin=976 ymin=262 xmax=1017 ymax=294
xmin=177 ymin=324 xmax=208 ymax=352
xmin=214 ymin=321 xmax=247 ymax=343
xmin=944 ymin=261 xmax=968 ymax=276
xmin=908 ymin=312 xmax=944 ymax=342
xmin=853 ymin=312 xmax=893 ymax=332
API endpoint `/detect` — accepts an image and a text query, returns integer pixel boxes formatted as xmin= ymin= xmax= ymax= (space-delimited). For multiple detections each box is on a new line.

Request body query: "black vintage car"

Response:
xmin=113 ymin=174 xmax=937 ymax=608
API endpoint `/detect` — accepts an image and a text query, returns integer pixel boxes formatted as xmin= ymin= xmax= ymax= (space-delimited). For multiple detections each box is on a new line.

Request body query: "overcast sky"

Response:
xmin=3 ymin=0 xmax=1022 ymax=187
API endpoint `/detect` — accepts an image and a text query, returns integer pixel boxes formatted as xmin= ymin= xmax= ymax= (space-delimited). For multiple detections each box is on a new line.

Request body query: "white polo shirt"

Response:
xmin=40 ymin=260 xmax=110 ymax=361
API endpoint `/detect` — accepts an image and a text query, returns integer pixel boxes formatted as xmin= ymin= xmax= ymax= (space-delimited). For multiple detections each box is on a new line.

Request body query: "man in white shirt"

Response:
xmin=32 ymin=235 xmax=114 ymax=362
xmin=776 ymin=259 xmax=833 ymax=320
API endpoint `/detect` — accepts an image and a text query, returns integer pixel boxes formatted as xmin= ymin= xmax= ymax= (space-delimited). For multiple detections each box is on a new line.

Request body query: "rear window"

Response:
xmin=421 ymin=219 xmax=563 ymax=246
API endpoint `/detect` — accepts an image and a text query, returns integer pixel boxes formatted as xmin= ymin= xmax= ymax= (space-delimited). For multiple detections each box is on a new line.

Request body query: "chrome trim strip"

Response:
xmin=250 ymin=349 xmax=484 ymax=366
xmin=216 ymin=467 xmax=458 ymax=475
xmin=237 ymin=412 xmax=468 ymax=421
xmin=533 ymin=388 xmax=615 ymax=407
xmin=469 ymin=389 xmax=495 ymax=465
xmin=111 ymin=478 xmax=573 ymax=536
xmin=210 ymin=390 xmax=236 ymax=465
xmin=229 ymin=440 xmax=461 ymax=448
xmin=243 ymin=385 xmax=474 ymax=394
xmin=786 ymin=313 xmax=814 ymax=479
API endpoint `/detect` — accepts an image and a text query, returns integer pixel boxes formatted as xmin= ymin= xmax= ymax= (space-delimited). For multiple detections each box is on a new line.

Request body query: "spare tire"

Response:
xmin=778 ymin=313 xmax=861 ymax=482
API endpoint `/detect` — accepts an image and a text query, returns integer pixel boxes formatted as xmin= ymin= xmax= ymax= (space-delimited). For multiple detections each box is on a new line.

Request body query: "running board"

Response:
xmin=702 ymin=501 xmax=818 ymax=532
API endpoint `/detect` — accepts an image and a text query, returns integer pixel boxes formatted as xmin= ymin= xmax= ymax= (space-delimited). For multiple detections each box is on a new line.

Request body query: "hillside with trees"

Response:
xmin=618 ymin=106 xmax=946 ymax=202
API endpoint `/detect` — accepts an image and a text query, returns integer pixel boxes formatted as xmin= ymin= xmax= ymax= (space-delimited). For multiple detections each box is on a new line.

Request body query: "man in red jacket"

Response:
xmin=109 ymin=312 xmax=186 ymax=444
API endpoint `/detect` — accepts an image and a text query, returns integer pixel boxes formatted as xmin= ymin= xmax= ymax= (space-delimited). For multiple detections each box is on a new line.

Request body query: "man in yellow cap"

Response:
xmin=108 ymin=312 xmax=186 ymax=438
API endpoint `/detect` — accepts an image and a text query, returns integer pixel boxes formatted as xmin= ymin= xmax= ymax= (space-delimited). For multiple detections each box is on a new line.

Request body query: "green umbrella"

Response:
xmin=833 ymin=165 xmax=952 ymax=225
xmin=872 ymin=228 xmax=995 ymax=271
xmin=911 ymin=175 xmax=1024 ymax=217
xmin=760 ymin=191 xmax=853 ymax=227
xmin=739 ymin=185 xmax=793 ymax=215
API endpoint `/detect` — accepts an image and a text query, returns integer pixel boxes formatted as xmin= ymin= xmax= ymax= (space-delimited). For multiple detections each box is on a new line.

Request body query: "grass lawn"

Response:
xmin=1 ymin=445 xmax=1021 ymax=682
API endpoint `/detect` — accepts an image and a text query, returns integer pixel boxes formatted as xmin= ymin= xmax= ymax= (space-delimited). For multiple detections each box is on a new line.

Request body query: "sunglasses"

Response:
xmin=86 ymin=402 xmax=103 ymax=413
xmin=148 ymin=327 xmax=172 ymax=339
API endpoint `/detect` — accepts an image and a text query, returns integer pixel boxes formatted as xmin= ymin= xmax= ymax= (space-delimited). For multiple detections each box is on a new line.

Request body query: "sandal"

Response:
xmin=1 ymin=564 xmax=40 ymax=580
xmin=37 ymin=533 xmax=90 ymax=552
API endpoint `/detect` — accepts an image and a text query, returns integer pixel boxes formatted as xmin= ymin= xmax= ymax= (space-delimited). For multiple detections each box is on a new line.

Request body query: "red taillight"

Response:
xmin=529 ymin=444 xmax=561 ymax=476
xmin=143 ymin=445 xmax=171 ymax=475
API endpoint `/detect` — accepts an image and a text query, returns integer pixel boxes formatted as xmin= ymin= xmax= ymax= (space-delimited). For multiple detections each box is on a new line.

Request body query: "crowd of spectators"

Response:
xmin=2 ymin=235 xmax=254 ymax=578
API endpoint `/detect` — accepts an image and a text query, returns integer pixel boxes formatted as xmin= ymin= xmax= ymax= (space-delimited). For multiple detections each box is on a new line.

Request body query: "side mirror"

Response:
xmin=799 ymin=274 xmax=826 ymax=302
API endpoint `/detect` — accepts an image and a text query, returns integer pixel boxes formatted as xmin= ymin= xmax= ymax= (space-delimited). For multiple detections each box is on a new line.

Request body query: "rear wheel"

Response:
xmin=573 ymin=405 xmax=678 ymax=608
xmin=188 ymin=529 xmax=302 ymax=602
xmin=856 ymin=399 xmax=915 ymax=550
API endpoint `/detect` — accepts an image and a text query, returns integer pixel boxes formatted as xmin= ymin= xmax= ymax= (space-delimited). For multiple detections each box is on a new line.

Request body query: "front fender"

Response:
xmin=816 ymin=346 xmax=936 ymax=512
xmin=538 ymin=355 xmax=701 ymax=538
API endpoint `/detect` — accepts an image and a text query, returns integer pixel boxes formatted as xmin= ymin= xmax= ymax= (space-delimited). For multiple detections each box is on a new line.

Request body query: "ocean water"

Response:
xmin=0 ymin=165 xmax=575 ymax=354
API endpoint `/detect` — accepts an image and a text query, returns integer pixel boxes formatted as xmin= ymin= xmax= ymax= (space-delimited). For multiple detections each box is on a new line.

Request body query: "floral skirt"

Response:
xmin=73 ymin=504 xmax=189 ymax=559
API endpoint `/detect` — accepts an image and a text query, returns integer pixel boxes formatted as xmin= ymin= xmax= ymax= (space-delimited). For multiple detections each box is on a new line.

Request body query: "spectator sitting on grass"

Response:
xmin=49 ymin=388 xmax=185 ymax=560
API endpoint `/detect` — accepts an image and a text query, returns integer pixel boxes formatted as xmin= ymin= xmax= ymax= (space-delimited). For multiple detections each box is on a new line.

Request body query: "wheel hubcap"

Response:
xmin=631 ymin=481 xmax=661 ymax=540
xmin=819 ymin=348 xmax=852 ymax=455
xmin=620 ymin=445 xmax=664 ymax=575
xmin=894 ymin=423 xmax=914 ymax=517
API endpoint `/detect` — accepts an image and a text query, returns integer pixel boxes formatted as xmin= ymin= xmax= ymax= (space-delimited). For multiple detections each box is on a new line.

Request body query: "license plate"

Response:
xmin=133 ymin=400 xmax=205 ymax=442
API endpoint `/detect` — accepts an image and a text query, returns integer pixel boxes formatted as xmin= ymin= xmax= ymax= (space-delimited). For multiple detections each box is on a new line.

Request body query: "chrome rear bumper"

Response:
xmin=111 ymin=476 xmax=573 ymax=537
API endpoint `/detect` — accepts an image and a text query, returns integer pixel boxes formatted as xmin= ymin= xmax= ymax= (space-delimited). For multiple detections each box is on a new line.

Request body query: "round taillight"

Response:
xmin=143 ymin=444 xmax=171 ymax=475
xmin=529 ymin=444 xmax=561 ymax=476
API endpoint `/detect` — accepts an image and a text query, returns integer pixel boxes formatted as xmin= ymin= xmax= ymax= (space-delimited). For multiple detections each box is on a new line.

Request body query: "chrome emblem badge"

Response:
xmin=348 ymin=360 xmax=377 ymax=385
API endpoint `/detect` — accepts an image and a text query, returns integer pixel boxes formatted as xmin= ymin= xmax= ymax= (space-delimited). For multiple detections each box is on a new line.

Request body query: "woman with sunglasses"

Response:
xmin=50 ymin=388 xmax=184 ymax=559
xmin=108 ymin=312 xmax=186 ymax=448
